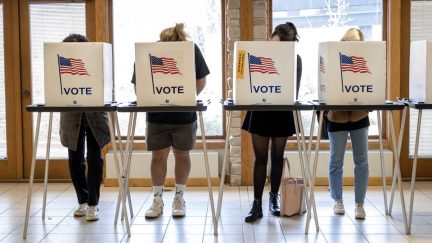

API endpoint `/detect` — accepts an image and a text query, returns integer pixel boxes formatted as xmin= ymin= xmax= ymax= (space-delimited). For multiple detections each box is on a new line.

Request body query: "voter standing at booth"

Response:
xmin=327 ymin=28 xmax=369 ymax=219
xmin=241 ymin=22 xmax=302 ymax=223
xmin=59 ymin=34 xmax=111 ymax=221
xmin=131 ymin=23 xmax=210 ymax=219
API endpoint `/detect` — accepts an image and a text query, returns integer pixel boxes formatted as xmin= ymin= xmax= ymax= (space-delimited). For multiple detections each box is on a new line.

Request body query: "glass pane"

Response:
xmin=409 ymin=1 xmax=432 ymax=157
xmin=113 ymin=0 xmax=222 ymax=136
xmin=0 ymin=4 xmax=5 ymax=159
xmin=30 ymin=3 xmax=85 ymax=158
xmin=273 ymin=0 xmax=383 ymax=136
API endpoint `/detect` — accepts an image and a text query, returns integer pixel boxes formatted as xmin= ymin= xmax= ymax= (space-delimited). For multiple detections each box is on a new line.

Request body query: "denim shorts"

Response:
xmin=145 ymin=121 xmax=197 ymax=151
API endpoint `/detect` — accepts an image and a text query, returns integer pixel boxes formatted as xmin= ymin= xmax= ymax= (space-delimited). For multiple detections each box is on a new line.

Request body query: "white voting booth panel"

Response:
xmin=318 ymin=41 xmax=386 ymax=105
xmin=409 ymin=40 xmax=432 ymax=103
xmin=44 ymin=43 xmax=113 ymax=106
xmin=233 ymin=41 xmax=297 ymax=105
xmin=135 ymin=41 xmax=196 ymax=106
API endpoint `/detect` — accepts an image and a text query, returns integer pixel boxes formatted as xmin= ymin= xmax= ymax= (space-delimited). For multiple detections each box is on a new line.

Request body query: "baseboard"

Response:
xmin=104 ymin=178 xmax=220 ymax=187
xmin=103 ymin=176 xmax=389 ymax=187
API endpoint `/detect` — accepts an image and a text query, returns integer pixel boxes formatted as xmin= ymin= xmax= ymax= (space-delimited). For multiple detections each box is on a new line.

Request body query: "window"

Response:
xmin=409 ymin=0 xmax=432 ymax=157
xmin=30 ymin=3 xmax=86 ymax=158
xmin=272 ymin=0 xmax=383 ymax=136
xmin=112 ymin=0 xmax=222 ymax=137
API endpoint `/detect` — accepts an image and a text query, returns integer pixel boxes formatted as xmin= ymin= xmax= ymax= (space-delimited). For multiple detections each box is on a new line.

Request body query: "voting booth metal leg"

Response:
xmin=23 ymin=112 xmax=42 ymax=239
xmin=377 ymin=110 xmax=389 ymax=215
xmin=388 ymin=110 xmax=408 ymax=234
xmin=389 ymin=107 xmax=407 ymax=214
xmin=113 ymin=111 xmax=136 ymax=227
xmin=215 ymin=110 xmax=232 ymax=235
xmin=306 ymin=111 xmax=324 ymax=233
xmin=293 ymin=111 xmax=310 ymax=210
xmin=294 ymin=111 xmax=319 ymax=233
xmin=108 ymin=112 xmax=131 ymax=236
xmin=407 ymin=108 xmax=422 ymax=234
xmin=112 ymin=113 xmax=123 ymax=225
xmin=123 ymin=112 xmax=137 ymax=221
xmin=198 ymin=111 xmax=217 ymax=235
xmin=42 ymin=112 xmax=53 ymax=220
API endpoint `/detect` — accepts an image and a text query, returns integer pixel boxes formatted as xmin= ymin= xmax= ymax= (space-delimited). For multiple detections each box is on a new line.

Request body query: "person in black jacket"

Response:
xmin=241 ymin=22 xmax=302 ymax=223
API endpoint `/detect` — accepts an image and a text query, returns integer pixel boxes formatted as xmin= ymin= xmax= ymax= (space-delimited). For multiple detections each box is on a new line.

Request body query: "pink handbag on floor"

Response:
xmin=280 ymin=157 xmax=306 ymax=217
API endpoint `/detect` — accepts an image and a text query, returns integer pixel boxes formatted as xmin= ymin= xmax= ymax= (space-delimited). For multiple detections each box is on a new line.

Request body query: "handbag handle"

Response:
xmin=282 ymin=157 xmax=292 ymax=179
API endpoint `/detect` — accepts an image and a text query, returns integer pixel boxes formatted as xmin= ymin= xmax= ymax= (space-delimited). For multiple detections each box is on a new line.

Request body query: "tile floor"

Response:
xmin=1 ymin=182 xmax=432 ymax=242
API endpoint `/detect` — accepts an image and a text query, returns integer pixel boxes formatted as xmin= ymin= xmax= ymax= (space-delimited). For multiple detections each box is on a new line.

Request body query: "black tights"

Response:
xmin=251 ymin=134 xmax=288 ymax=200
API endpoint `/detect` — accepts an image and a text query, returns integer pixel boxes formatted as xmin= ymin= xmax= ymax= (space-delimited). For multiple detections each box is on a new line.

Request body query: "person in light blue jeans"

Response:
xmin=327 ymin=27 xmax=369 ymax=219
xmin=328 ymin=126 xmax=369 ymax=219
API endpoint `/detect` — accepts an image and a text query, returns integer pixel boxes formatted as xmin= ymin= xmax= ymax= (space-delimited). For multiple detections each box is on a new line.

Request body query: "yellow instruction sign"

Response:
xmin=236 ymin=50 xmax=246 ymax=79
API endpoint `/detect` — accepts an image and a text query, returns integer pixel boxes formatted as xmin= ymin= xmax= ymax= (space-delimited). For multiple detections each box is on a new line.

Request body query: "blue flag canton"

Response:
xmin=249 ymin=55 xmax=263 ymax=65
xmin=59 ymin=56 xmax=72 ymax=66
xmin=340 ymin=54 xmax=354 ymax=64
xmin=150 ymin=56 xmax=164 ymax=66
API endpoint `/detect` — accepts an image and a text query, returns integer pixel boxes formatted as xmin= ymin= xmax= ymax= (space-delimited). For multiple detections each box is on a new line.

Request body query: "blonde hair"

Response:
xmin=341 ymin=28 xmax=364 ymax=41
xmin=159 ymin=23 xmax=189 ymax=42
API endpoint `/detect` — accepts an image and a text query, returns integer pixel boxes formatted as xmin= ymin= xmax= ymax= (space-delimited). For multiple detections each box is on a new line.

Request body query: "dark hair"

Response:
xmin=62 ymin=33 xmax=88 ymax=43
xmin=271 ymin=22 xmax=299 ymax=42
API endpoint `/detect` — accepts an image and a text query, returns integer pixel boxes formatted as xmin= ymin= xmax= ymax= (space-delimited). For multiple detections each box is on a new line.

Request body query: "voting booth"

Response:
xmin=318 ymin=41 xmax=386 ymax=105
xmin=409 ymin=40 xmax=432 ymax=103
xmin=44 ymin=43 xmax=113 ymax=106
xmin=233 ymin=41 xmax=297 ymax=105
xmin=135 ymin=41 xmax=196 ymax=106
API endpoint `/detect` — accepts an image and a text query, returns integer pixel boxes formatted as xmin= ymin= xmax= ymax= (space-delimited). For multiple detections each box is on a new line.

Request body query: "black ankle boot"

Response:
xmin=245 ymin=199 xmax=263 ymax=223
xmin=269 ymin=192 xmax=280 ymax=216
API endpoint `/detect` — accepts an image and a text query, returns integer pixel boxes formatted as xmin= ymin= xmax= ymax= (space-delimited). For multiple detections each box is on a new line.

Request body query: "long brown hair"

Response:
xmin=159 ymin=23 xmax=189 ymax=42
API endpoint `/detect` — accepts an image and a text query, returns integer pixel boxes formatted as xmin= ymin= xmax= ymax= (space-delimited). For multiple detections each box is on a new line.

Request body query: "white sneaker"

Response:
xmin=145 ymin=196 xmax=164 ymax=219
xmin=355 ymin=203 xmax=366 ymax=219
xmin=85 ymin=206 xmax=100 ymax=221
xmin=333 ymin=200 xmax=345 ymax=215
xmin=172 ymin=194 xmax=186 ymax=218
xmin=73 ymin=203 xmax=87 ymax=217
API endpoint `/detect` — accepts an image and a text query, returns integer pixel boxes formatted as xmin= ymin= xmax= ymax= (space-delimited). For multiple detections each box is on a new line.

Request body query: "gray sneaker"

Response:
xmin=85 ymin=206 xmax=100 ymax=221
xmin=172 ymin=194 xmax=186 ymax=218
xmin=355 ymin=203 xmax=366 ymax=219
xmin=145 ymin=196 xmax=164 ymax=219
xmin=73 ymin=203 xmax=87 ymax=217
xmin=333 ymin=200 xmax=345 ymax=215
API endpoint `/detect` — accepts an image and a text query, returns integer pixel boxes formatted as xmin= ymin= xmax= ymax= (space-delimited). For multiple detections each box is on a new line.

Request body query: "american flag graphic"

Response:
xmin=58 ymin=56 xmax=89 ymax=75
xmin=150 ymin=55 xmax=182 ymax=75
xmin=340 ymin=54 xmax=371 ymax=73
xmin=319 ymin=56 xmax=325 ymax=73
xmin=249 ymin=55 xmax=279 ymax=74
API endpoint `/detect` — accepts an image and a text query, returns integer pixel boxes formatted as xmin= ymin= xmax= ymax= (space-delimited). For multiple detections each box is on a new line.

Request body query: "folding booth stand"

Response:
xmin=116 ymin=101 xmax=217 ymax=235
xmin=23 ymin=103 xmax=124 ymax=238
xmin=216 ymin=100 xmax=318 ymax=235
xmin=310 ymin=101 xmax=409 ymax=234
xmin=403 ymin=101 xmax=432 ymax=234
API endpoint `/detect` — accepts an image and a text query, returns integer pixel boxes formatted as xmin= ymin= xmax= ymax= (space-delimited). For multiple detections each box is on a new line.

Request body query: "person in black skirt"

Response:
xmin=242 ymin=22 xmax=302 ymax=223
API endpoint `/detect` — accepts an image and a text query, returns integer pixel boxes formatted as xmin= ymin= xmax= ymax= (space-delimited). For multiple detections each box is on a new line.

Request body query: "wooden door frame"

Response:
xmin=0 ymin=0 xmax=22 ymax=179
xmin=19 ymin=0 xmax=111 ymax=180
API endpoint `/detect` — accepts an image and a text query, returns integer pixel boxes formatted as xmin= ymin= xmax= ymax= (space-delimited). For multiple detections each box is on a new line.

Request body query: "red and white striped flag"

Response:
xmin=58 ymin=56 xmax=89 ymax=76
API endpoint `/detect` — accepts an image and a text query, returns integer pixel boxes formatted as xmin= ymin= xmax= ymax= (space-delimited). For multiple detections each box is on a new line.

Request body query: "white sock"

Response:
xmin=175 ymin=184 xmax=186 ymax=196
xmin=153 ymin=185 xmax=164 ymax=198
